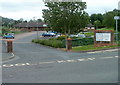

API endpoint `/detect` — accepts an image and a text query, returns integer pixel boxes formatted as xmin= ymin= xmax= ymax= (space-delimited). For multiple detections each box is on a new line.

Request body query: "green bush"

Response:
xmin=51 ymin=40 xmax=63 ymax=48
xmin=56 ymin=36 xmax=66 ymax=40
xmin=32 ymin=37 xmax=94 ymax=48
xmin=32 ymin=39 xmax=63 ymax=48
xmin=62 ymin=38 xmax=94 ymax=47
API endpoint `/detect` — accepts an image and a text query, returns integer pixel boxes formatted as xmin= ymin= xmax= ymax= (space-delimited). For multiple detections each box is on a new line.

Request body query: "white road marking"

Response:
xmin=15 ymin=63 xmax=26 ymax=66
xmin=87 ymin=51 xmax=102 ymax=54
xmin=100 ymin=57 xmax=114 ymax=59
xmin=115 ymin=56 xmax=119 ymax=58
xmin=2 ymin=55 xmax=117 ymax=68
xmin=66 ymin=59 xmax=76 ymax=62
xmin=39 ymin=61 xmax=55 ymax=64
xmin=57 ymin=60 xmax=66 ymax=63
xmin=3 ymin=64 xmax=14 ymax=67
xmin=26 ymin=63 xmax=30 ymax=65
xmin=77 ymin=59 xmax=86 ymax=61
xmin=87 ymin=58 xmax=96 ymax=60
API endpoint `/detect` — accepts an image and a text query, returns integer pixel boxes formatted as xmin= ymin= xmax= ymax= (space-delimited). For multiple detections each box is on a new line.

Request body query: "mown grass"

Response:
xmin=72 ymin=44 xmax=119 ymax=51
xmin=97 ymin=27 xmax=114 ymax=31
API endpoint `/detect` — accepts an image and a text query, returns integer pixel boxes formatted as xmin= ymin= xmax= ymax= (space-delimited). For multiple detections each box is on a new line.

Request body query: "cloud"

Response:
xmin=0 ymin=0 xmax=47 ymax=20
xmin=83 ymin=0 xmax=119 ymax=14
xmin=0 ymin=0 xmax=119 ymax=20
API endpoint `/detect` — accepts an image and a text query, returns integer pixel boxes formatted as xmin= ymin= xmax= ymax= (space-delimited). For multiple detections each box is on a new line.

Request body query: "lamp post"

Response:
xmin=114 ymin=16 xmax=120 ymax=43
xmin=33 ymin=17 xmax=39 ymax=39
xmin=36 ymin=22 xmax=39 ymax=39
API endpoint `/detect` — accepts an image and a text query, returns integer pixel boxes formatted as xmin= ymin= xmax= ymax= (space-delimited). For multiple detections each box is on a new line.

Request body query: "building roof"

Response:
xmin=14 ymin=22 xmax=48 ymax=28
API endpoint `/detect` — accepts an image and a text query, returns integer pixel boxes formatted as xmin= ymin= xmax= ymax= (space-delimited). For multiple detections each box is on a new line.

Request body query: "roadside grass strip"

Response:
xmin=2 ymin=56 xmax=118 ymax=68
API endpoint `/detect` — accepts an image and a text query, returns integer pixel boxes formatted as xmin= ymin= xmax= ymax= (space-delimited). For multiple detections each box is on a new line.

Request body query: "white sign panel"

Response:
xmin=96 ymin=33 xmax=111 ymax=41
xmin=114 ymin=16 xmax=120 ymax=20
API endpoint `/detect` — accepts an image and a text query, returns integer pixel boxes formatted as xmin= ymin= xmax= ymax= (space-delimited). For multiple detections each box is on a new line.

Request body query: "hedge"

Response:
xmin=62 ymin=38 xmax=94 ymax=47
xmin=32 ymin=37 xmax=94 ymax=48
xmin=32 ymin=39 xmax=63 ymax=48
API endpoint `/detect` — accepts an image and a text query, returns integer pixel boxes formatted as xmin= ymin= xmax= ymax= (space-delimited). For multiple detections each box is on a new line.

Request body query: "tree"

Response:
xmin=96 ymin=14 xmax=103 ymax=23
xmin=42 ymin=2 xmax=89 ymax=34
xmin=94 ymin=20 xmax=101 ymax=29
xmin=37 ymin=19 xmax=42 ymax=22
xmin=90 ymin=14 xmax=97 ymax=24
xmin=103 ymin=12 xmax=115 ymax=28
xmin=90 ymin=13 xmax=103 ymax=24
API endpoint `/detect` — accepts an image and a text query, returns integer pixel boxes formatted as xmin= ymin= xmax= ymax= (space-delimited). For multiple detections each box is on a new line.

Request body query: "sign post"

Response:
xmin=114 ymin=16 xmax=120 ymax=43
xmin=94 ymin=30 xmax=114 ymax=47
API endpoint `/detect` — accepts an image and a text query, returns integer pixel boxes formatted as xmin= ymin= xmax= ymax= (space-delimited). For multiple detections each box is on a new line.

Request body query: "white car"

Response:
xmin=69 ymin=34 xmax=86 ymax=38
xmin=77 ymin=34 xmax=86 ymax=38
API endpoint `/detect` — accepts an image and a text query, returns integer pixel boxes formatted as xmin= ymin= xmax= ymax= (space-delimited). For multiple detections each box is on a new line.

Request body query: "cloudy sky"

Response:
xmin=0 ymin=0 xmax=119 ymax=21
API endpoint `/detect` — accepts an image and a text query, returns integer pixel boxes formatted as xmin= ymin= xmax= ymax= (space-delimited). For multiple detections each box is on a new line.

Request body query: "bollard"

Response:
xmin=66 ymin=38 xmax=72 ymax=50
xmin=7 ymin=40 xmax=13 ymax=53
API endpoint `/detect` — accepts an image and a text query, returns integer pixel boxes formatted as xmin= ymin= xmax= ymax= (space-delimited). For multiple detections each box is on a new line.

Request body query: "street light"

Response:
xmin=33 ymin=17 xmax=39 ymax=39
xmin=36 ymin=22 xmax=39 ymax=39
xmin=114 ymin=16 xmax=120 ymax=43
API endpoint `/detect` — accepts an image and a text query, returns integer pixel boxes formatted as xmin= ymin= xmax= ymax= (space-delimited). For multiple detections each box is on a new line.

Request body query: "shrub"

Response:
xmin=63 ymin=38 xmax=94 ymax=47
xmin=32 ymin=39 xmax=40 ymax=43
xmin=51 ymin=40 xmax=63 ymax=48
xmin=32 ymin=39 xmax=63 ymax=48
xmin=56 ymin=36 xmax=66 ymax=40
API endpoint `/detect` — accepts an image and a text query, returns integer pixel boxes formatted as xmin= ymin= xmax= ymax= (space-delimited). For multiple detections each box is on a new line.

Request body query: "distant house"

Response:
xmin=14 ymin=22 xmax=48 ymax=31
xmin=84 ymin=23 xmax=95 ymax=31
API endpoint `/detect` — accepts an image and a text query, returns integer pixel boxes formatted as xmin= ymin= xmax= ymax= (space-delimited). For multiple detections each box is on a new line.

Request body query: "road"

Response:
xmin=2 ymin=31 xmax=119 ymax=83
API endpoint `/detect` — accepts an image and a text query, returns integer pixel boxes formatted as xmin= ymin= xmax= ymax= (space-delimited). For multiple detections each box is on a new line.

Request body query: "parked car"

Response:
xmin=69 ymin=33 xmax=86 ymax=38
xmin=69 ymin=34 xmax=78 ymax=37
xmin=55 ymin=33 xmax=62 ymax=38
xmin=3 ymin=33 xmax=14 ymax=39
xmin=77 ymin=34 xmax=86 ymax=38
xmin=42 ymin=31 xmax=56 ymax=37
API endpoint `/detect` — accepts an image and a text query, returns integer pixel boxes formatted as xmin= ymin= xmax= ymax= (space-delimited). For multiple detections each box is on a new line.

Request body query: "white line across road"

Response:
xmin=1 ymin=56 xmax=118 ymax=68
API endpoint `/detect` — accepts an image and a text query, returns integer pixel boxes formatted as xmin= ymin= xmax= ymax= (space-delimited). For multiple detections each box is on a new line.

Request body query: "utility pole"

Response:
xmin=114 ymin=16 xmax=120 ymax=43
xmin=33 ymin=17 xmax=39 ymax=39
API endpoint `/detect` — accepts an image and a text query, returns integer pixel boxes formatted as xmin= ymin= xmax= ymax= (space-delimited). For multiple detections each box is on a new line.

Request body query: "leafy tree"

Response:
xmin=90 ymin=13 xmax=103 ymax=24
xmin=94 ymin=20 xmax=101 ymax=29
xmin=42 ymin=2 xmax=89 ymax=35
xmin=103 ymin=12 xmax=115 ymax=28
xmin=37 ymin=19 xmax=42 ymax=22
xmin=96 ymin=14 xmax=104 ymax=23
xmin=90 ymin=14 xmax=97 ymax=24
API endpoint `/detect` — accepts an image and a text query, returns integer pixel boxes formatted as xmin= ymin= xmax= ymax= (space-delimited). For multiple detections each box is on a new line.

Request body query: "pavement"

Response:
xmin=1 ymin=39 xmax=15 ymax=62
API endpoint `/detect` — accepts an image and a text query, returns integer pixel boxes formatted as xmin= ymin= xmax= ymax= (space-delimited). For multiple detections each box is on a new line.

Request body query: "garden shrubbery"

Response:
xmin=32 ymin=37 xmax=94 ymax=48
xmin=32 ymin=39 xmax=63 ymax=48
xmin=72 ymin=38 xmax=94 ymax=47
xmin=56 ymin=36 xmax=66 ymax=40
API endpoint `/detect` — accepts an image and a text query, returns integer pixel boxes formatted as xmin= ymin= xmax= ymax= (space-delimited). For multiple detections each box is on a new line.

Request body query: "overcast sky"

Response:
xmin=0 ymin=0 xmax=119 ymax=21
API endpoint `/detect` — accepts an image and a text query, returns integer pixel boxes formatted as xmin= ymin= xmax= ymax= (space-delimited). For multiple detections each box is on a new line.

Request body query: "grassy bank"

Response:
xmin=72 ymin=44 xmax=119 ymax=51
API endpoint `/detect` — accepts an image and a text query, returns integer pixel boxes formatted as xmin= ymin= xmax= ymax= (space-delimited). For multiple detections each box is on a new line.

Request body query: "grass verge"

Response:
xmin=72 ymin=45 xmax=119 ymax=51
